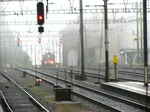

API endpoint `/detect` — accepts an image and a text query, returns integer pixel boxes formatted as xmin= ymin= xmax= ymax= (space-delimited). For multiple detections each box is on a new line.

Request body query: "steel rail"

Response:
xmin=18 ymin=68 xmax=150 ymax=111
xmin=0 ymin=71 xmax=49 ymax=112
xmin=38 ymin=66 xmax=150 ymax=84
xmin=17 ymin=68 xmax=123 ymax=112
xmin=0 ymin=90 xmax=13 ymax=112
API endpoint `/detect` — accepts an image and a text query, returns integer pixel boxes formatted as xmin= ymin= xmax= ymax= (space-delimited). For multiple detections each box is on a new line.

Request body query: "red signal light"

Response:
xmin=39 ymin=15 xmax=43 ymax=20
xmin=38 ymin=38 xmax=41 ymax=43
xmin=17 ymin=38 xmax=20 ymax=43
xmin=17 ymin=38 xmax=20 ymax=46
xmin=59 ymin=37 xmax=62 ymax=43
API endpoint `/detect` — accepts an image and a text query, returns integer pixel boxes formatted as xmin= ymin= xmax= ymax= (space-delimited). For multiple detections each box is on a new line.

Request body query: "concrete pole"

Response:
xmin=136 ymin=2 xmax=140 ymax=64
xmin=59 ymin=41 xmax=61 ymax=66
xmin=140 ymin=1 xmax=143 ymax=64
xmin=143 ymin=0 xmax=148 ymax=87
xmin=104 ymin=0 xmax=109 ymax=82
xmin=79 ymin=0 xmax=86 ymax=79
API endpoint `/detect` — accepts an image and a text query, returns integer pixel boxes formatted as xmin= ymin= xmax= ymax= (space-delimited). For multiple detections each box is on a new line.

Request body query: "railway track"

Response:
xmin=38 ymin=66 xmax=150 ymax=83
xmin=0 ymin=90 xmax=13 ymax=112
xmin=17 ymin=68 xmax=150 ymax=112
xmin=0 ymin=70 xmax=49 ymax=112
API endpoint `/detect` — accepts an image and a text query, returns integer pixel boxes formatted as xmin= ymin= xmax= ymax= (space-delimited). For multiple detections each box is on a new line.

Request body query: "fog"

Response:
xmin=0 ymin=0 xmax=149 ymax=68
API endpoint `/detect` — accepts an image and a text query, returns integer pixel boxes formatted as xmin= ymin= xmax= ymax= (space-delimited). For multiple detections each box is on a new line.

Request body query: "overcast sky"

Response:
xmin=0 ymin=0 xmax=145 ymax=11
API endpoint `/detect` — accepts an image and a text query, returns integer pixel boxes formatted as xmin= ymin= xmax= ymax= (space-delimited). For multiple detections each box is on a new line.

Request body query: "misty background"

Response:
xmin=0 ymin=0 xmax=149 ymax=68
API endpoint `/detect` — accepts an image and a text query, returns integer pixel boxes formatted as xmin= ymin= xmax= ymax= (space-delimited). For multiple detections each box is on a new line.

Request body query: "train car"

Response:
xmin=41 ymin=52 xmax=55 ymax=67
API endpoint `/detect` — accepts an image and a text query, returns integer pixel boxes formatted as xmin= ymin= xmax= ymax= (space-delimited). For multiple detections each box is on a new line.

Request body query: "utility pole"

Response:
xmin=136 ymin=2 xmax=140 ymax=64
xmin=143 ymin=0 xmax=148 ymax=87
xmin=79 ymin=0 xmax=86 ymax=80
xmin=104 ymin=0 xmax=109 ymax=82
xmin=140 ymin=1 xmax=143 ymax=64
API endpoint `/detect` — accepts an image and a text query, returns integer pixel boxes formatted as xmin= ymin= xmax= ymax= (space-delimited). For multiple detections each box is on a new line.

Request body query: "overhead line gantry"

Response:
xmin=0 ymin=7 xmax=147 ymax=16
xmin=0 ymin=19 xmax=141 ymax=25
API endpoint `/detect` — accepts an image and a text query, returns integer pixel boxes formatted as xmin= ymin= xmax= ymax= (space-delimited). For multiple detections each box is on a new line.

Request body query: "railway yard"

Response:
xmin=0 ymin=66 xmax=149 ymax=112
xmin=0 ymin=1 xmax=150 ymax=112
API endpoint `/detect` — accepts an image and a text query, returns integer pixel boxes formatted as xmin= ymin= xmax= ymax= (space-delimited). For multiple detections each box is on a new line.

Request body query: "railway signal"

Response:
xmin=59 ymin=37 xmax=62 ymax=43
xmin=17 ymin=38 xmax=20 ymax=46
xmin=38 ymin=38 xmax=41 ymax=44
xmin=36 ymin=77 xmax=42 ymax=86
xmin=37 ymin=2 xmax=44 ymax=25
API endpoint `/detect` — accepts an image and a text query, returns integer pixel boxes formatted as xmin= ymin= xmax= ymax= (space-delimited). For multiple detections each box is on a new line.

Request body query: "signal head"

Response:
xmin=37 ymin=2 xmax=44 ymax=25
